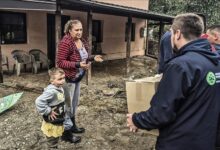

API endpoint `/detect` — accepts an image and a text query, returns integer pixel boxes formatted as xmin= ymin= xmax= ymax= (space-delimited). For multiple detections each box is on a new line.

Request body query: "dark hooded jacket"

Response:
xmin=132 ymin=39 xmax=220 ymax=150
xmin=213 ymin=43 xmax=220 ymax=148
xmin=214 ymin=44 xmax=220 ymax=55
xmin=158 ymin=31 xmax=174 ymax=73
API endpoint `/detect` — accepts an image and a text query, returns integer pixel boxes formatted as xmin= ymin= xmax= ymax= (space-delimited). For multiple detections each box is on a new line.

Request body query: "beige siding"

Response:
xmin=1 ymin=7 xmax=147 ymax=70
xmin=92 ymin=13 xmax=146 ymax=60
xmin=94 ymin=0 xmax=149 ymax=10
xmin=1 ymin=10 xmax=47 ymax=70
xmin=63 ymin=10 xmax=146 ymax=60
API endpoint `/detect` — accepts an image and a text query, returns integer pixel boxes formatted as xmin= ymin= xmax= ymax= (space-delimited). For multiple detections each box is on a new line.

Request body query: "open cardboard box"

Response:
xmin=126 ymin=74 xmax=162 ymax=136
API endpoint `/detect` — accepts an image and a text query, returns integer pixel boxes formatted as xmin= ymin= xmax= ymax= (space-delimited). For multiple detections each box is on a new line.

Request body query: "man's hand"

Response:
xmin=49 ymin=110 xmax=58 ymax=121
xmin=94 ymin=55 xmax=103 ymax=62
xmin=127 ymin=114 xmax=138 ymax=132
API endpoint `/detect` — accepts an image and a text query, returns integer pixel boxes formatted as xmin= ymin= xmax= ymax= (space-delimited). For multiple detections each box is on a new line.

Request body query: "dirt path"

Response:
xmin=0 ymin=56 xmax=158 ymax=150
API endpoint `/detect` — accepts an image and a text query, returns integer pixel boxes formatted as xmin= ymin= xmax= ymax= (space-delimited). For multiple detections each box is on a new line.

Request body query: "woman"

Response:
xmin=57 ymin=19 xmax=103 ymax=143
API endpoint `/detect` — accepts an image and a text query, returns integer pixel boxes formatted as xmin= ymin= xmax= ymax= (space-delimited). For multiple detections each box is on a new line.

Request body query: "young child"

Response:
xmin=35 ymin=67 xmax=66 ymax=149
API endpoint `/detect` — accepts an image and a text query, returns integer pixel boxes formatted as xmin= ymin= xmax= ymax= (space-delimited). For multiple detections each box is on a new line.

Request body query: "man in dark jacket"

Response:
xmin=207 ymin=25 xmax=220 ymax=53
xmin=206 ymin=24 xmax=220 ymax=150
xmin=127 ymin=13 xmax=220 ymax=150
xmin=158 ymin=31 xmax=173 ymax=73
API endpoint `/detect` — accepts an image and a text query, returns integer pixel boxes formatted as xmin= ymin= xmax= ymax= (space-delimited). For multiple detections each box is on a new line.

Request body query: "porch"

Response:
xmin=0 ymin=0 xmax=173 ymax=82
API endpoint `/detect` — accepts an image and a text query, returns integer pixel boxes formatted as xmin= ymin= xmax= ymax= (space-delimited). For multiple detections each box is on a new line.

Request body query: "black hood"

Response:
xmin=177 ymin=39 xmax=220 ymax=65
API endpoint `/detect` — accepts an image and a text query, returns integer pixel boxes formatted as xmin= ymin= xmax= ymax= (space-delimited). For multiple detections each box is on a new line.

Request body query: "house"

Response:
xmin=0 ymin=0 xmax=173 ymax=71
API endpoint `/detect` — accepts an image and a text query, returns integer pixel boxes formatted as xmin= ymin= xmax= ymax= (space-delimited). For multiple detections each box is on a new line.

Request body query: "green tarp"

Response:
xmin=0 ymin=92 xmax=23 ymax=114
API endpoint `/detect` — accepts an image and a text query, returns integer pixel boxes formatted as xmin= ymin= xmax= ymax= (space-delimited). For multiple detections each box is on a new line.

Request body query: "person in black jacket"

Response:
xmin=207 ymin=25 xmax=220 ymax=53
xmin=206 ymin=24 xmax=220 ymax=150
xmin=158 ymin=31 xmax=173 ymax=74
xmin=127 ymin=13 xmax=220 ymax=150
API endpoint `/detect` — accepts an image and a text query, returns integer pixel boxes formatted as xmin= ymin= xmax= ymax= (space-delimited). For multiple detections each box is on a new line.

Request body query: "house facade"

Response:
xmin=0 ymin=0 xmax=172 ymax=70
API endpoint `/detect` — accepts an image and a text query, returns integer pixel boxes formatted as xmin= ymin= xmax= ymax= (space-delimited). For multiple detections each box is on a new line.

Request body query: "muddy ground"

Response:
xmin=0 ymin=56 xmax=158 ymax=150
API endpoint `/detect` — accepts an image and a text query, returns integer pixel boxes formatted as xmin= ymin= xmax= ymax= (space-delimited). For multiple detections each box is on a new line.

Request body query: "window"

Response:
xmin=0 ymin=11 xmax=27 ymax=44
xmin=125 ymin=22 xmax=135 ymax=42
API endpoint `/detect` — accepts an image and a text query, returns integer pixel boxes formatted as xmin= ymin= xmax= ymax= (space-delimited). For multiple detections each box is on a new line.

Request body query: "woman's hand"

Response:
xmin=80 ymin=61 xmax=90 ymax=70
xmin=94 ymin=55 xmax=103 ymax=62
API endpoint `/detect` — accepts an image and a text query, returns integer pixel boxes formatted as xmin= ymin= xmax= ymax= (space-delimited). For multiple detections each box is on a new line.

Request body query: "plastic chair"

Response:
xmin=11 ymin=50 xmax=32 ymax=76
xmin=1 ymin=55 xmax=9 ymax=72
xmin=29 ymin=49 xmax=50 ymax=74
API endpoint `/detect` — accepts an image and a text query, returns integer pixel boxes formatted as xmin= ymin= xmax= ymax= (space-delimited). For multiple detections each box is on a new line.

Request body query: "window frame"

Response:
xmin=0 ymin=11 xmax=27 ymax=44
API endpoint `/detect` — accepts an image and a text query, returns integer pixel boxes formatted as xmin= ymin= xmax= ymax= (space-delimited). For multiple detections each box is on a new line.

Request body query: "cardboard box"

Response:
xmin=126 ymin=74 xmax=162 ymax=136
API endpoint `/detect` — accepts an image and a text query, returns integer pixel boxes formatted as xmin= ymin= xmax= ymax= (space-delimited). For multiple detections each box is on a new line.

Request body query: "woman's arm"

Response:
xmin=57 ymin=41 xmax=79 ymax=69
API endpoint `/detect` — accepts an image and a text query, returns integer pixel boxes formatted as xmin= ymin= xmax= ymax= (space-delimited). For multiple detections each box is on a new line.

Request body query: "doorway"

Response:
xmin=92 ymin=20 xmax=103 ymax=54
xmin=47 ymin=14 xmax=70 ymax=68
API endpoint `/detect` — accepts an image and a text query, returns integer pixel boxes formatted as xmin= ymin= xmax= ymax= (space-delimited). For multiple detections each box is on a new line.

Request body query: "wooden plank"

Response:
xmin=86 ymin=10 xmax=92 ymax=85
xmin=0 ymin=45 xmax=3 ymax=83
xmin=145 ymin=21 xmax=149 ymax=56
xmin=157 ymin=21 xmax=164 ymax=59
xmin=158 ymin=21 xmax=164 ymax=48
xmin=126 ymin=16 xmax=132 ymax=76
xmin=55 ymin=0 xmax=61 ymax=67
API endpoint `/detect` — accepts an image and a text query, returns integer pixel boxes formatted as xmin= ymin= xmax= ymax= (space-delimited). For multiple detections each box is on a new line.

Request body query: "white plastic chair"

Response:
xmin=29 ymin=49 xmax=50 ymax=74
xmin=1 ymin=55 xmax=9 ymax=72
xmin=11 ymin=50 xmax=32 ymax=76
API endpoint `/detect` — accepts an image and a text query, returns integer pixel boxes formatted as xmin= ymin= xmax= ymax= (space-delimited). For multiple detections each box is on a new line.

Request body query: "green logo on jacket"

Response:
xmin=206 ymin=72 xmax=216 ymax=86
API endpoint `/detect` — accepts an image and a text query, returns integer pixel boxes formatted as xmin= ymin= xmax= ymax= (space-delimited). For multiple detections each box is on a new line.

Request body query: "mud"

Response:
xmin=0 ymin=56 xmax=158 ymax=150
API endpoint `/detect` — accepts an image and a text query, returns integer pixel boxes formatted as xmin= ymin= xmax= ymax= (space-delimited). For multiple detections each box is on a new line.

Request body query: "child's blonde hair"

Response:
xmin=48 ymin=67 xmax=65 ymax=82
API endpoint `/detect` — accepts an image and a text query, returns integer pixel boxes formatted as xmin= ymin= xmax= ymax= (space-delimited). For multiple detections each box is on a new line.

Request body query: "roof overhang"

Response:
xmin=59 ymin=0 xmax=174 ymax=23
xmin=0 ymin=0 xmax=56 ymax=11
xmin=0 ymin=0 xmax=174 ymax=23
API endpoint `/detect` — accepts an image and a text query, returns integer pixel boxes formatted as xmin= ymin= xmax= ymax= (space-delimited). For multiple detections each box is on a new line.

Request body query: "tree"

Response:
xmin=149 ymin=0 xmax=220 ymax=27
